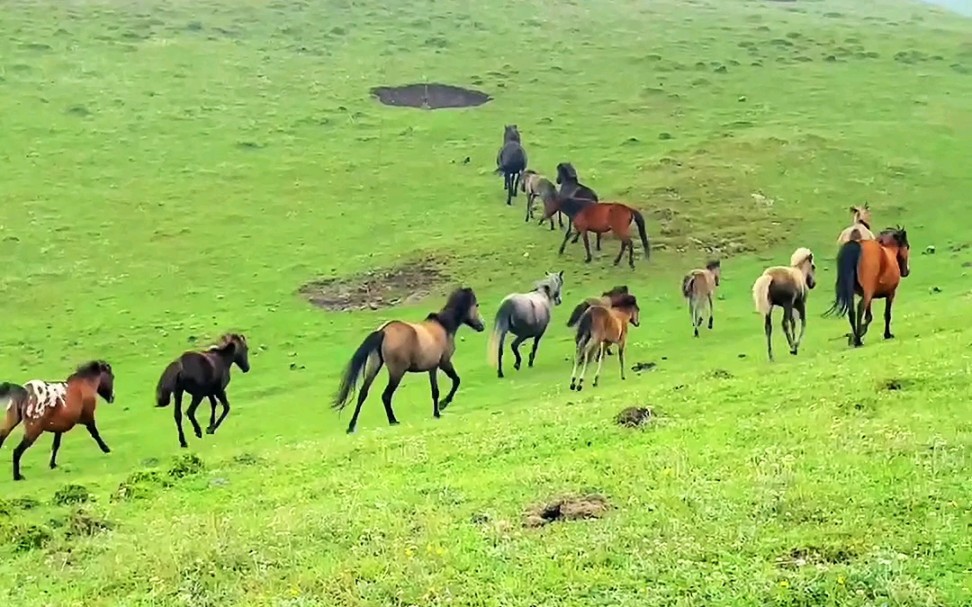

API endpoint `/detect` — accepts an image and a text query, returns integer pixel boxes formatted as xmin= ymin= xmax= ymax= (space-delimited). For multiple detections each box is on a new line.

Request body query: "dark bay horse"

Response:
xmin=825 ymin=227 xmax=910 ymax=347
xmin=495 ymin=125 xmax=527 ymax=206
xmin=555 ymin=162 xmax=601 ymax=249
xmin=555 ymin=201 xmax=651 ymax=268
xmin=333 ymin=287 xmax=485 ymax=433
xmin=0 ymin=361 xmax=115 ymax=481
xmin=156 ymin=333 xmax=250 ymax=448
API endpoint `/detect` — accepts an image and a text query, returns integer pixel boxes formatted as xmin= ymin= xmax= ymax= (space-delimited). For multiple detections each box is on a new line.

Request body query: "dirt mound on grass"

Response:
xmin=299 ymin=258 xmax=449 ymax=311
xmin=524 ymin=494 xmax=610 ymax=528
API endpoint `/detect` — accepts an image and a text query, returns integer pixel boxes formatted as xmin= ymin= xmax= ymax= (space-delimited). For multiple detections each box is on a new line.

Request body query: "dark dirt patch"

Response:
xmin=775 ymin=545 xmax=857 ymax=569
xmin=707 ymin=369 xmax=734 ymax=380
xmin=879 ymin=378 xmax=908 ymax=391
xmin=63 ymin=510 xmax=113 ymax=539
xmin=370 ymin=83 xmax=491 ymax=110
xmin=615 ymin=406 xmax=654 ymax=428
xmin=631 ymin=361 xmax=657 ymax=373
xmin=299 ymin=257 xmax=449 ymax=312
xmin=524 ymin=494 xmax=610 ymax=528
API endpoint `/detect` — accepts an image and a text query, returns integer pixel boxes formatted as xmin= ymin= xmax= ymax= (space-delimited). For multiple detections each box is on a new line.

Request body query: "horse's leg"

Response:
xmin=853 ymin=295 xmax=868 ymax=347
xmin=558 ymin=226 xmax=573 ymax=255
xmin=496 ymin=328 xmax=507 ymax=379
xmin=628 ymin=237 xmax=635 ymax=269
xmin=883 ymin=292 xmax=896 ymax=339
xmin=438 ymin=360 xmax=461 ymax=410
xmin=207 ymin=395 xmax=218 ymax=431
xmin=525 ymin=194 xmax=533 ymax=222
xmin=596 ymin=233 xmax=602 ymax=251
xmin=84 ymin=420 xmax=111 ymax=454
xmin=428 ymin=370 xmax=441 ymax=419
xmin=558 ymin=211 xmax=564 ymax=229
xmin=613 ymin=239 xmax=627 ymax=266
xmin=173 ymin=391 xmax=189 ymax=448
xmin=781 ymin=303 xmax=795 ymax=350
xmin=582 ymin=232 xmax=593 ymax=263
xmin=12 ymin=424 xmax=42 ymax=481
xmin=186 ymin=394 xmax=204 ymax=439
xmin=49 ymin=432 xmax=62 ymax=469
xmin=792 ymin=299 xmax=807 ymax=355
xmin=513 ymin=172 xmax=521 ymax=197
xmin=576 ymin=344 xmax=594 ymax=391
xmin=569 ymin=343 xmax=583 ymax=390
xmin=510 ymin=335 xmax=527 ymax=371
xmin=505 ymin=173 xmax=513 ymax=206
xmin=860 ymin=298 xmax=874 ymax=337
xmin=707 ymin=294 xmax=715 ymax=330
xmin=346 ymin=357 xmax=383 ymax=434
xmin=209 ymin=390 xmax=231 ymax=433
xmin=764 ymin=312 xmax=774 ymax=362
xmin=592 ymin=344 xmax=606 ymax=387
xmin=618 ymin=342 xmax=627 ymax=380
xmin=528 ymin=329 xmax=546 ymax=368
xmin=380 ymin=367 xmax=405 ymax=425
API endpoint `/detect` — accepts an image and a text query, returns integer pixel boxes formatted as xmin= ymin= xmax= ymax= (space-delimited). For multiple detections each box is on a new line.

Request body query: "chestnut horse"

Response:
xmin=0 ymin=360 xmax=115 ymax=481
xmin=156 ymin=333 xmax=250 ymax=448
xmin=333 ymin=287 xmax=485 ymax=434
xmin=553 ymin=200 xmax=651 ymax=268
xmin=569 ymin=294 xmax=640 ymax=391
xmin=825 ymin=227 xmax=910 ymax=347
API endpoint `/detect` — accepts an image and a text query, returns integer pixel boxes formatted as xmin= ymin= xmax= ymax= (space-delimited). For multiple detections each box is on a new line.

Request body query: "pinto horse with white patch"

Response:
xmin=0 ymin=360 xmax=115 ymax=481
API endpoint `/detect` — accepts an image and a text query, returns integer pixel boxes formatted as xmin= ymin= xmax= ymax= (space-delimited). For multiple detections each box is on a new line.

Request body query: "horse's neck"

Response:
xmin=205 ymin=348 xmax=235 ymax=370
xmin=429 ymin=310 xmax=461 ymax=335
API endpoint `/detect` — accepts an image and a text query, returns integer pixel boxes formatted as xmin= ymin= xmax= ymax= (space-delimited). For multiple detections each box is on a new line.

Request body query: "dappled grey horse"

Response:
xmin=487 ymin=272 xmax=564 ymax=378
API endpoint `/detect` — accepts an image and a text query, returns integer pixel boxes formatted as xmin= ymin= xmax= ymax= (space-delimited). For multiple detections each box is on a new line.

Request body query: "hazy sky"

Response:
xmin=919 ymin=0 xmax=972 ymax=16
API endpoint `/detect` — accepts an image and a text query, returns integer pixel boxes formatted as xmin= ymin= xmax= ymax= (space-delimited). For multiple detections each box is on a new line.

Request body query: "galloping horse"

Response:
xmin=752 ymin=248 xmax=817 ymax=361
xmin=553 ymin=200 xmax=651 ymax=268
xmin=156 ymin=333 xmax=250 ymax=448
xmin=520 ymin=170 xmax=561 ymax=228
xmin=682 ymin=260 xmax=721 ymax=337
xmin=554 ymin=162 xmax=601 ymax=249
xmin=333 ymin=287 xmax=485 ymax=433
xmin=569 ymin=294 xmax=640 ymax=391
xmin=0 ymin=360 xmax=115 ymax=481
xmin=495 ymin=125 xmax=527 ymax=206
xmin=825 ymin=227 xmax=910 ymax=347
xmin=837 ymin=204 xmax=876 ymax=246
xmin=566 ymin=285 xmax=630 ymax=356
xmin=488 ymin=272 xmax=564 ymax=378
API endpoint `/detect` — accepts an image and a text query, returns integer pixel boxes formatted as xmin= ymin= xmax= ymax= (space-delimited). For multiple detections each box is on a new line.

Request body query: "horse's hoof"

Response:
xmin=194 ymin=431 xmax=203 ymax=439
xmin=206 ymin=427 xmax=215 ymax=435
xmin=102 ymin=447 xmax=111 ymax=454
xmin=584 ymin=258 xmax=592 ymax=263
xmin=14 ymin=475 xmax=24 ymax=481
xmin=576 ymin=385 xmax=583 ymax=392
xmin=346 ymin=428 xmax=355 ymax=435
xmin=49 ymin=463 xmax=57 ymax=470
xmin=884 ymin=333 xmax=895 ymax=340
xmin=179 ymin=442 xmax=188 ymax=449
xmin=790 ymin=350 xmax=798 ymax=356
xmin=433 ymin=412 xmax=441 ymax=419
xmin=497 ymin=371 xmax=504 ymax=379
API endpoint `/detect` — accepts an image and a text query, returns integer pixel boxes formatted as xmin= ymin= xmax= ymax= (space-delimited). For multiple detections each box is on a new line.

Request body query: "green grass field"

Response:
xmin=2 ymin=0 xmax=972 ymax=604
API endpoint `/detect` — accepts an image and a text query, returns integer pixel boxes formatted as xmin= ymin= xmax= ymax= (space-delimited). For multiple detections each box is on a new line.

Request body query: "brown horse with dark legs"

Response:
xmin=752 ymin=248 xmax=817 ymax=361
xmin=0 ymin=361 xmax=115 ymax=481
xmin=333 ymin=287 xmax=485 ymax=434
xmin=825 ymin=227 xmax=910 ymax=347
xmin=551 ymin=200 xmax=651 ymax=268
xmin=682 ymin=260 xmax=721 ymax=337
xmin=569 ymin=294 xmax=640 ymax=391
xmin=156 ymin=333 xmax=250 ymax=448
xmin=565 ymin=285 xmax=630 ymax=356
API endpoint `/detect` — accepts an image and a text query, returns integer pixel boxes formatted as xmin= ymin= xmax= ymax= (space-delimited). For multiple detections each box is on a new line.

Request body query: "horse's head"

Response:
xmin=880 ymin=226 xmax=910 ymax=278
xmin=617 ymin=294 xmax=640 ymax=326
xmin=706 ymin=260 xmax=722 ymax=286
xmin=536 ymin=271 xmax=565 ymax=305
xmin=447 ymin=287 xmax=485 ymax=332
xmin=556 ymin=162 xmax=578 ymax=185
xmin=73 ymin=360 xmax=114 ymax=403
xmin=504 ymin=124 xmax=520 ymax=142
xmin=229 ymin=333 xmax=251 ymax=373
xmin=602 ymin=285 xmax=630 ymax=306
xmin=790 ymin=247 xmax=816 ymax=289
xmin=850 ymin=203 xmax=872 ymax=228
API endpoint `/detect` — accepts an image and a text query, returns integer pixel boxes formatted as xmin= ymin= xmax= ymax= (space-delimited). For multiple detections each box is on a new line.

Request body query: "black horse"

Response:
xmin=555 ymin=162 xmax=602 ymax=250
xmin=155 ymin=333 xmax=250 ymax=448
xmin=495 ymin=125 xmax=527 ymax=206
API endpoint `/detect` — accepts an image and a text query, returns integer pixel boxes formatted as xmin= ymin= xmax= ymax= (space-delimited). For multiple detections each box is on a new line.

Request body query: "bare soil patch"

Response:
xmin=615 ymin=406 xmax=654 ymax=428
xmin=370 ymin=83 xmax=492 ymax=109
xmin=299 ymin=257 xmax=449 ymax=311
xmin=524 ymin=494 xmax=610 ymax=528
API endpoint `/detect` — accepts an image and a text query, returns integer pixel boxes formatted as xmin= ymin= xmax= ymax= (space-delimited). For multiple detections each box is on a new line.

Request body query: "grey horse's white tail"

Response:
xmin=487 ymin=298 xmax=515 ymax=369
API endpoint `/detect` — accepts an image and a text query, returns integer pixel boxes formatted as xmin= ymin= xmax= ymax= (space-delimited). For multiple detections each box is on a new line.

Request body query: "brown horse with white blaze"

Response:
xmin=0 ymin=361 xmax=115 ymax=481
xmin=825 ymin=227 xmax=910 ymax=347
xmin=333 ymin=287 xmax=485 ymax=434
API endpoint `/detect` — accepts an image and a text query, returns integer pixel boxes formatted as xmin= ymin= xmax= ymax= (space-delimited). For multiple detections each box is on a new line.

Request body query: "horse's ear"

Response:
xmin=558 ymin=270 xmax=564 ymax=278
xmin=848 ymin=206 xmax=857 ymax=213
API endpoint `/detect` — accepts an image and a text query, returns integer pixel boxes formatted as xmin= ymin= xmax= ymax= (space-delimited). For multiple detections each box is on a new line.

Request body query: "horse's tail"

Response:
xmin=825 ymin=240 xmax=862 ymax=317
xmin=333 ymin=330 xmax=385 ymax=411
xmin=751 ymin=273 xmax=774 ymax=317
xmin=566 ymin=301 xmax=593 ymax=327
xmin=487 ymin=299 xmax=514 ymax=369
xmin=575 ymin=306 xmax=596 ymax=346
xmin=631 ymin=209 xmax=651 ymax=259
xmin=681 ymin=274 xmax=696 ymax=300
xmin=155 ymin=361 xmax=182 ymax=407
xmin=0 ymin=382 xmax=28 ymax=426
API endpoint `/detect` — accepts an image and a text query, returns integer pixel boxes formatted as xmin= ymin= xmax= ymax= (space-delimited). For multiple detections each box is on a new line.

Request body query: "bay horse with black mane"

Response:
xmin=550 ymin=199 xmax=651 ymax=268
xmin=825 ymin=227 xmax=910 ymax=347
xmin=0 ymin=360 xmax=115 ymax=481
xmin=156 ymin=333 xmax=250 ymax=448
xmin=495 ymin=125 xmax=527 ymax=206
xmin=333 ymin=287 xmax=485 ymax=434
xmin=554 ymin=162 xmax=602 ymax=249
xmin=569 ymin=294 xmax=641 ymax=391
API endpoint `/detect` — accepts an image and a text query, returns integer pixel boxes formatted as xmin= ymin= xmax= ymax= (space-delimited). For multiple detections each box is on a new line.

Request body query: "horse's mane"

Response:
xmin=790 ymin=247 xmax=814 ymax=267
xmin=207 ymin=333 xmax=247 ymax=353
xmin=602 ymin=285 xmax=629 ymax=297
xmin=557 ymin=162 xmax=578 ymax=182
xmin=706 ymin=260 xmax=721 ymax=271
xmin=879 ymin=226 xmax=908 ymax=247
xmin=427 ymin=287 xmax=476 ymax=323
xmin=615 ymin=294 xmax=638 ymax=308
xmin=70 ymin=360 xmax=111 ymax=379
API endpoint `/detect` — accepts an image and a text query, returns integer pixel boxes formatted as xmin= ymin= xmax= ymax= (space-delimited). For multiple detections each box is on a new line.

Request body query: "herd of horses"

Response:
xmin=0 ymin=134 xmax=912 ymax=479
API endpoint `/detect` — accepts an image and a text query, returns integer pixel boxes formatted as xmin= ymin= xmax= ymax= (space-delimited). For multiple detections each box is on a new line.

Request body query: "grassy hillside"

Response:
xmin=1 ymin=0 xmax=971 ymax=604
